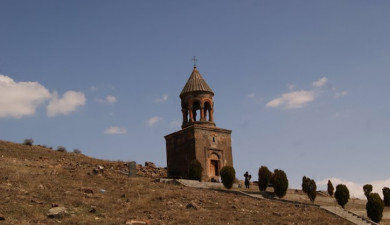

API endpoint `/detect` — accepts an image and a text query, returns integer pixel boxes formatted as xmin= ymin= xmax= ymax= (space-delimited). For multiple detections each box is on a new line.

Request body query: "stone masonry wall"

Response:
xmin=165 ymin=124 xmax=232 ymax=181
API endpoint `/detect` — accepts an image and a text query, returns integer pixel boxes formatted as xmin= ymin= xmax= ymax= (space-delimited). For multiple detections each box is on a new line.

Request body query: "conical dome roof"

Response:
xmin=180 ymin=67 xmax=214 ymax=97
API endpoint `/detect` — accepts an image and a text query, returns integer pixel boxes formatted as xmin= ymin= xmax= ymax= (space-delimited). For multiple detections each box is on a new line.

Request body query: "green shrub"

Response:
xmin=272 ymin=169 xmax=288 ymax=198
xmin=73 ymin=149 xmax=82 ymax=154
xmin=302 ymin=176 xmax=307 ymax=190
xmin=383 ymin=187 xmax=390 ymax=207
xmin=23 ymin=138 xmax=34 ymax=146
xmin=188 ymin=159 xmax=203 ymax=181
xmin=302 ymin=176 xmax=317 ymax=202
xmin=258 ymin=166 xmax=272 ymax=191
xmin=220 ymin=166 xmax=235 ymax=189
xmin=335 ymin=184 xmax=350 ymax=208
xmin=57 ymin=146 xmax=67 ymax=152
xmin=363 ymin=184 xmax=373 ymax=199
xmin=327 ymin=180 xmax=334 ymax=197
xmin=366 ymin=193 xmax=384 ymax=223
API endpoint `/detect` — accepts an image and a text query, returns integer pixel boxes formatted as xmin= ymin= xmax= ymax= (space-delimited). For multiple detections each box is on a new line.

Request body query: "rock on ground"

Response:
xmin=47 ymin=207 xmax=68 ymax=218
xmin=126 ymin=219 xmax=151 ymax=225
xmin=186 ymin=201 xmax=200 ymax=210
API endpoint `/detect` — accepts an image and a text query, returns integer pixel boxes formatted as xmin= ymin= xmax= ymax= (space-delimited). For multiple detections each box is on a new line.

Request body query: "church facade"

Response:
xmin=164 ymin=66 xmax=233 ymax=181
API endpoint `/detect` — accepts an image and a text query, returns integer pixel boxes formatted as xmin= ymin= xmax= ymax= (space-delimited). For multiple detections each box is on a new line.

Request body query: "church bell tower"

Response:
xmin=180 ymin=66 xmax=215 ymax=128
xmin=165 ymin=65 xmax=233 ymax=181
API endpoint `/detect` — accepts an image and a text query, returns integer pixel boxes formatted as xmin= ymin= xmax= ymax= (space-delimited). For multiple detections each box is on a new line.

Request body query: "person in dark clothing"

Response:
xmin=244 ymin=171 xmax=251 ymax=189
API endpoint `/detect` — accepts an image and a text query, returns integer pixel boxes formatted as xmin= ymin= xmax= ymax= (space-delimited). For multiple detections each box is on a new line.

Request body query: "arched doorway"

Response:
xmin=209 ymin=154 xmax=220 ymax=177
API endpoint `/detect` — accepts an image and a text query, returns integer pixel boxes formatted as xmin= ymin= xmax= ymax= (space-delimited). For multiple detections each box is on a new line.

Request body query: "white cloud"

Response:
xmin=47 ymin=91 xmax=86 ymax=117
xmin=247 ymin=93 xmax=255 ymax=98
xmin=312 ymin=77 xmax=328 ymax=88
xmin=0 ymin=75 xmax=86 ymax=118
xmin=335 ymin=91 xmax=348 ymax=98
xmin=106 ymin=96 xmax=117 ymax=103
xmin=0 ymin=75 xmax=51 ymax=118
xmin=318 ymin=177 xmax=390 ymax=199
xmin=96 ymin=95 xmax=117 ymax=104
xmin=266 ymin=90 xmax=315 ymax=109
xmin=287 ymin=84 xmax=295 ymax=90
xmin=104 ymin=126 xmax=127 ymax=134
xmin=89 ymin=86 xmax=98 ymax=91
xmin=155 ymin=94 xmax=168 ymax=103
xmin=247 ymin=93 xmax=264 ymax=103
xmin=146 ymin=116 xmax=162 ymax=126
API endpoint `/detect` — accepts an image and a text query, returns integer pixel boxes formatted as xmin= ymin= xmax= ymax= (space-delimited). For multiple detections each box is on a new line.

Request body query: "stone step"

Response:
xmin=320 ymin=206 xmax=378 ymax=225
xmin=164 ymin=179 xmax=379 ymax=225
xmin=176 ymin=179 xmax=240 ymax=189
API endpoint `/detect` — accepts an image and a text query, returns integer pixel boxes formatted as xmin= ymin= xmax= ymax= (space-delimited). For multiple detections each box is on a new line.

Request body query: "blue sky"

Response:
xmin=1 ymin=1 xmax=389 ymax=198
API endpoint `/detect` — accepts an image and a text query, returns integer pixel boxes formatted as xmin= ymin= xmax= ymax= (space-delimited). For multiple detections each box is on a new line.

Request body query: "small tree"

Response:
xmin=220 ymin=166 xmax=235 ymax=189
xmin=188 ymin=159 xmax=203 ymax=181
xmin=366 ymin=193 xmax=384 ymax=223
xmin=73 ymin=149 xmax=82 ymax=154
xmin=272 ymin=169 xmax=288 ymax=198
xmin=363 ymin=184 xmax=373 ymax=199
xmin=57 ymin=146 xmax=67 ymax=152
xmin=302 ymin=176 xmax=307 ymax=191
xmin=382 ymin=187 xmax=390 ymax=207
xmin=335 ymin=184 xmax=350 ymax=208
xmin=23 ymin=138 xmax=34 ymax=146
xmin=258 ymin=166 xmax=272 ymax=191
xmin=302 ymin=176 xmax=317 ymax=202
xmin=327 ymin=180 xmax=334 ymax=197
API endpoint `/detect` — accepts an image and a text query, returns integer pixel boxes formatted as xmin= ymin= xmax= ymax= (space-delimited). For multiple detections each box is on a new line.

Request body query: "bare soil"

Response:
xmin=0 ymin=140 xmax=357 ymax=225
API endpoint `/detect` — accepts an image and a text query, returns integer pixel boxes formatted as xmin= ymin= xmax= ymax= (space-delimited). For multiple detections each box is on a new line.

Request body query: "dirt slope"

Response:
xmin=0 ymin=140 xmax=353 ymax=225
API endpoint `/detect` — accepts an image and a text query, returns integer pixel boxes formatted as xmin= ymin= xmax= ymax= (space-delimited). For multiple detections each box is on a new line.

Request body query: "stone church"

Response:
xmin=164 ymin=66 xmax=233 ymax=181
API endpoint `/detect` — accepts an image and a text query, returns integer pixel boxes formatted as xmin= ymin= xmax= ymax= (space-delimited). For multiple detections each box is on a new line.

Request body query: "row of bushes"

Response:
xmin=361 ymin=184 xmax=390 ymax=223
xmin=258 ymin=166 xmax=289 ymax=198
xmin=189 ymin=162 xmax=289 ymax=198
xmin=22 ymin=138 xmax=82 ymax=154
xmin=363 ymin=184 xmax=390 ymax=206
xmin=189 ymin=161 xmax=388 ymax=223
xmin=314 ymin=179 xmax=389 ymax=223
xmin=304 ymin=178 xmax=389 ymax=223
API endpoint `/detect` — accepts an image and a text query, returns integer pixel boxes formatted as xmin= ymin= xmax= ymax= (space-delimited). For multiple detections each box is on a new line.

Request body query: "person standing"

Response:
xmin=244 ymin=171 xmax=250 ymax=189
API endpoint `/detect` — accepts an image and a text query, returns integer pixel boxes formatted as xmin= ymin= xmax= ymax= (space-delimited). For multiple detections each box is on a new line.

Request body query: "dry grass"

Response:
xmin=0 ymin=140 xmax=357 ymax=225
xmin=283 ymin=189 xmax=390 ymax=225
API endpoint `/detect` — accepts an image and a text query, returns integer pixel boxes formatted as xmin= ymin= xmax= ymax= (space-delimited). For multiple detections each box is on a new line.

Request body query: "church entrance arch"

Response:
xmin=209 ymin=153 xmax=220 ymax=177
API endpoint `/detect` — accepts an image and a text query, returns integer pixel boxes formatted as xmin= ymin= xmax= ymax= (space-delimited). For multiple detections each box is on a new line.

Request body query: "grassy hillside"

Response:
xmin=0 ymin=140 xmax=354 ymax=225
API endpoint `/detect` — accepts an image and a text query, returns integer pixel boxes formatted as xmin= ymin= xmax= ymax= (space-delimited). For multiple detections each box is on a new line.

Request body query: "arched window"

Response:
xmin=181 ymin=104 xmax=189 ymax=124
xmin=192 ymin=101 xmax=201 ymax=121
xmin=204 ymin=101 xmax=212 ymax=121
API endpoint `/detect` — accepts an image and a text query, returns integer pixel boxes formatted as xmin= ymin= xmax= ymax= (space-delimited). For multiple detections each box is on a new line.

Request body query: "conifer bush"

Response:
xmin=363 ymin=184 xmax=373 ymax=199
xmin=23 ymin=138 xmax=34 ymax=146
xmin=366 ymin=193 xmax=384 ymax=223
xmin=335 ymin=184 xmax=350 ymax=208
xmin=302 ymin=176 xmax=317 ymax=202
xmin=258 ymin=166 xmax=272 ymax=191
xmin=57 ymin=146 xmax=67 ymax=152
xmin=272 ymin=169 xmax=288 ymax=198
xmin=383 ymin=187 xmax=390 ymax=207
xmin=327 ymin=180 xmax=334 ymax=197
xmin=220 ymin=166 xmax=235 ymax=189
xmin=188 ymin=159 xmax=203 ymax=181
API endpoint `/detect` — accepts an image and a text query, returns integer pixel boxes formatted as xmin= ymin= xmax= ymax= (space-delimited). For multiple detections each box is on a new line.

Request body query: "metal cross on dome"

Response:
xmin=192 ymin=56 xmax=198 ymax=67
